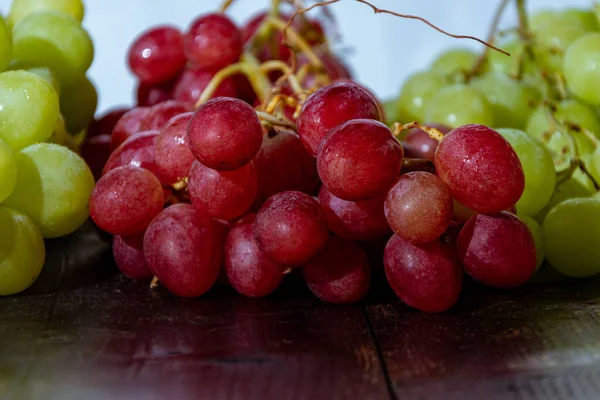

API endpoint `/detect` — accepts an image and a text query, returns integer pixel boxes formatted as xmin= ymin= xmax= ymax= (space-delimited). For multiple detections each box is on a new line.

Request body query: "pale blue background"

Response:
xmin=0 ymin=0 xmax=592 ymax=112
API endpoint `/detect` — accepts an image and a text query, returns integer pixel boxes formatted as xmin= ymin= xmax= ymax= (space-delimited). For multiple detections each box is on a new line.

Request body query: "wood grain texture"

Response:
xmin=0 ymin=276 xmax=388 ymax=400
xmin=367 ymin=276 xmax=600 ymax=400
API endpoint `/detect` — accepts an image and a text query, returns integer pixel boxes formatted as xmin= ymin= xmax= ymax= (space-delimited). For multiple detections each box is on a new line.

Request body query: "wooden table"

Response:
xmin=1 ymin=266 xmax=599 ymax=400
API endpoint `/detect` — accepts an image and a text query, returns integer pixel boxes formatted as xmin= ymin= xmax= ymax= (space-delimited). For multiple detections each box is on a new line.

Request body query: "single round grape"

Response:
xmin=384 ymin=172 xmax=453 ymax=244
xmin=187 ymin=97 xmax=262 ymax=170
xmin=103 ymin=131 xmax=163 ymax=180
xmin=254 ymin=191 xmax=328 ymax=266
xmin=564 ymin=33 xmax=600 ymax=107
xmin=128 ymin=26 xmax=186 ymax=85
xmin=12 ymin=11 xmax=93 ymax=85
xmin=4 ymin=143 xmax=94 ymax=238
xmin=188 ymin=160 xmax=257 ymax=220
xmin=154 ymin=112 xmax=195 ymax=184
xmin=543 ymin=198 xmax=600 ymax=277
xmin=88 ymin=107 xmax=129 ymax=138
xmin=0 ymin=207 xmax=45 ymax=296
xmin=435 ymin=124 xmax=525 ymax=213
xmin=0 ymin=138 xmax=17 ymax=203
xmin=458 ymin=212 xmax=537 ymax=288
xmin=8 ymin=0 xmax=84 ymax=27
xmin=0 ymin=15 xmax=10 ymax=73
xmin=173 ymin=67 xmax=237 ymax=104
xmin=59 ymin=74 xmax=97 ymax=134
xmin=0 ymin=70 xmax=59 ymax=150
xmin=113 ymin=234 xmax=153 ymax=281
xmin=184 ymin=13 xmax=242 ymax=70
xmin=110 ymin=107 xmax=150 ymax=151
xmin=430 ymin=48 xmax=479 ymax=77
xmin=536 ymin=169 xmax=596 ymax=222
xmin=395 ymin=71 xmax=446 ymax=124
xmin=496 ymin=128 xmax=556 ymax=216
xmin=297 ymin=82 xmax=382 ymax=156
xmin=470 ymin=72 xmax=541 ymax=129
xmin=136 ymin=80 xmax=174 ymax=107
xmin=319 ymin=185 xmax=389 ymax=241
xmin=89 ymin=166 xmax=164 ymax=236
xmin=384 ymin=234 xmax=462 ymax=313
xmin=139 ymin=100 xmax=192 ymax=131
xmin=317 ymin=119 xmax=403 ymax=201
xmin=80 ymin=133 xmax=111 ymax=180
xmin=144 ymin=203 xmax=221 ymax=297
xmin=254 ymin=129 xmax=318 ymax=204
xmin=303 ymin=236 xmax=371 ymax=304
xmin=225 ymin=214 xmax=285 ymax=298
xmin=519 ymin=214 xmax=545 ymax=270
xmin=426 ymin=84 xmax=494 ymax=128
xmin=402 ymin=124 xmax=450 ymax=161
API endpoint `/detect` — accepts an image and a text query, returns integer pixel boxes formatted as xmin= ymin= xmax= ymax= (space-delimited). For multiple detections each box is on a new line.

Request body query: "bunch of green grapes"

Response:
xmin=0 ymin=0 xmax=96 ymax=295
xmin=385 ymin=5 xmax=600 ymax=279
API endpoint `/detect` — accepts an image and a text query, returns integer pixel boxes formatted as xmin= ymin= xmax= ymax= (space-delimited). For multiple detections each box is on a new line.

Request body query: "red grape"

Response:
xmin=128 ymin=26 xmax=186 ymax=84
xmin=384 ymin=234 xmax=462 ymax=313
xmin=103 ymin=130 xmax=161 ymax=178
xmin=187 ymin=97 xmax=262 ymax=170
xmin=188 ymin=160 xmax=257 ymax=220
xmin=318 ymin=185 xmax=389 ymax=241
xmin=89 ymin=166 xmax=164 ymax=236
xmin=225 ymin=214 xmax=285 ymax=297
xmin=136 ymin=80 xmax=174 ymax=107
xmin=154 ymin=112 xmax=195 ymax=184
xmin=254 ymin=128 xmax=318 ymax=204
xmin=139 ymin=100 xmax=193 ymax=131
xmin=88 ymin=107 xmax=129 ymax=138
xmin=303 ymin=236 xmax=371 ymax=304
xmin=113 ymin=233 xmax=153 ymax=280
xmin=435 ymin=124 xmax=525 ymax=213
xmin=297 ymin=82 xmax=381 ymax=156
xmin=384 ymin=172 xmax=453 ymax=244
xmin=80 ymin=134 xmax=111 ymax=180
xmin=143 ymin=204 xmax=221 ymax=297
xmin=184 ymin=13 xmax=242 ymax=70
xmin=254 ymin=191 xmax=329 ymax=266
xmin=110 ymin=107 xmax=150 ymax=151
xmin=457 ymin=212 xmax=536 ymax=288
xmin=402 ymin=124 xmax=450 ymax=161
xmin=173 ymin=67 xmax=238 ymax=104
xmin=317 ymin=119 xmax=403 ymax=200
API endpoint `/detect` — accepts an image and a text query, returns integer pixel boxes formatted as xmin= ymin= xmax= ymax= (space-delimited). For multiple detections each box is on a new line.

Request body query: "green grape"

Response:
xmin=46 ymin=115 xmax=67 ymax=145
xmin=564 ymin=33 xmax=600 ymax=107
xmin=497 ymin=128 xmax=556 ymax=216
xmin=0 ymin=70 xmax=59 ymax=150
xmin=8 ymin=0 xmax=84 ymax=27
xmin=471 ymin=72 xmax=541 ymax=129
xmin=487 ymin=39 xmax=527 ymax=76
xmin=0 ymin=138 xmax=17 ymax=203
xmin=12 ymin=11 xmax=93 ymax=86
xmin=381 ymin=98 xmax=399 ymax=126
xmin=430 ymin=48 xmax=479 ymax=77
xmin=425 ymin=84 xmax=494 ymax=128
xmin=519 ymin=214 xmax=545 ymax=270
xmin=396 ymin=71 xmax=446 ymax=123
xmin=0 ymin=206 xmax=45 ymax=296
xmin=3 ymin=143 xmax=95 ymax=238
xmin=60 ymin=75 xmax=97 ymax=134
xmin=0 ymin=15 xmax=11 ymax=73
xmin=536 ymin=169 xmax=595 ymax=222
xmin=563 ymin=9 xmax=599 ymax=32
xmin=543 ymin=197 xmax=600 ymax=277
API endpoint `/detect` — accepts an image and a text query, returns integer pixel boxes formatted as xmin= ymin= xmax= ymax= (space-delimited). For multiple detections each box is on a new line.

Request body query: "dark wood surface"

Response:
xmin=1 ymin=266 xmax=600 ymax=400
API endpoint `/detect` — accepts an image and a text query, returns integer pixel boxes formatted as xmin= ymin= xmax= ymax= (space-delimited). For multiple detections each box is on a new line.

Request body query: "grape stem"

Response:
xmin=150 ymin=276 xmax=160 ymax=289
xmin=172 ymin=178 xmax=188 ymax=192
xmin=256 ymin=110 xmax=298 ymax=131
xmin=219 ymin=0 xmax=236 ymax=12
xmin=467 ymin=0 xmax=511 ymax=80
xmin=580 ymin=160 xmax=600 ymax=191
xmin=289 ymin=0 xmax=509 ymax=56
xmin=270 ymin=0 xmax=281 ymax=18
xmin=393 ymin=122 xmax=445 ymax=142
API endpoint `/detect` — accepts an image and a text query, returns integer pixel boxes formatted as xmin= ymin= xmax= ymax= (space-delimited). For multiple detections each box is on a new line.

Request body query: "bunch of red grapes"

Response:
xmin=84 ymin=7 xmax=537 ymax=313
